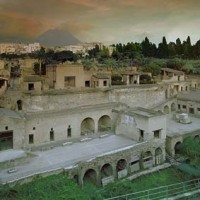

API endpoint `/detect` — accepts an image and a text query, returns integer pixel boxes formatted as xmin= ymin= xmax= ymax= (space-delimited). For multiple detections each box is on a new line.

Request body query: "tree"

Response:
xmin=168 ymin=42 xmax=176 ymax=58
xmin=141 ymin=37 xmax=156 ymax=57
xmin=36 ymin=47 xmax=46 ymax=75
xmin=116 ymin=43 xmax=123 ymax=53
xmin=88 ymin=45 xmax=100 ymax=58
xmin=175 ymin=38 xmax=183 ymax=57
xmin=182 ymin=36 xmax=192 ymax=59
xmin=97 ymin=46 xmax=110 ymax=60
xmin=180 ymin=137 xmax=200 ymax=168
xmin=166 ymin=58 xmax=185 ymax=70
xmin=143 ymin=62 xmax=161 ymax=76
xmin=111 ymin=49 xmax=122 ymax=60
xmin=54 ymin=50 xmax=77 ymax=62
xmin=157 ymin=37 xmax=169 ymax=58
xmin=193 ymin=40 xmax=200 ymax=59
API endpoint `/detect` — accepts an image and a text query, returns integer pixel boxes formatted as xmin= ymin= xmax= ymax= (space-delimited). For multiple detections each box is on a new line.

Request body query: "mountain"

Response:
xmin=36 ymin=29 xmax=80 ymax=47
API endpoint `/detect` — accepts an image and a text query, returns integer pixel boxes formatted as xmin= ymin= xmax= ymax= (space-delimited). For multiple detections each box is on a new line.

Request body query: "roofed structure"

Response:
xmin=161 ymin=68 xmax=185 ymax=75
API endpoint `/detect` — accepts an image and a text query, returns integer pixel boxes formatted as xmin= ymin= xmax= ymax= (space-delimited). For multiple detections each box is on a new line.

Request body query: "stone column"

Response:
xmin=137 ymin=75 xmax=140 ymax=84
xmin=94 ymin=119 xmax=98 ymax=133
xmin=126 ymin=75 xmax=130 ymax=85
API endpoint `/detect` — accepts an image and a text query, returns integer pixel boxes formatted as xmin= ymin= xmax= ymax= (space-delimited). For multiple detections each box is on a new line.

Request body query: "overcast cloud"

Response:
xmin=0 ymin=0 xmax=200 ymax=44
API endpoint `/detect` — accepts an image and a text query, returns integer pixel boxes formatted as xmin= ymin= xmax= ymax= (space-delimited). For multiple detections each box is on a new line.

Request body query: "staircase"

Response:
xmin=165 ymin=153 xmax=180 ymax=166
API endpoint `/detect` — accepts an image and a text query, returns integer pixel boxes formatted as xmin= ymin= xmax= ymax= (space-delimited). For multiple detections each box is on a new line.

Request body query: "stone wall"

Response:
xmin=0 ymin=85 xmax=166 ymax=149
xmin=24 ymin=103 xmax=115 ymax=147
xmin=21 ymin=85 xmax=166 ymax=113
xmin=108 ymin=85 xmax=165 ymax=108
xmin=22 ymin=91 xmax=109 ymax=112
xmin=67 ymin=140 xmax=166 ymax=186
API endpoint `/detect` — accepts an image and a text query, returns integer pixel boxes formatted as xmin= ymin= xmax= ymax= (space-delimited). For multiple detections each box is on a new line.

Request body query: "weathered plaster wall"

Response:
xmin=0 ymin=117 xmax=25 ymax=149
xmin=108 ymin=86 xmax=165 ymax=108
xmin=22 ymin=91 xmax=109 ymax=112
xmin=21 ymin=85 xmax=166 ymax=113
xmin=24 ymin=103 xmax=114 ymax=147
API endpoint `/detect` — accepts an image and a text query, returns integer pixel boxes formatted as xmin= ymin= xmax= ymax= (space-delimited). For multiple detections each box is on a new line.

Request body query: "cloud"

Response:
xmin=0 ymin=12 xmax=44 ymax=38
xmin=0 ymin=0 xmax=200 ymax=44
xmin=59 ymin=20 xmax=94 ymax=33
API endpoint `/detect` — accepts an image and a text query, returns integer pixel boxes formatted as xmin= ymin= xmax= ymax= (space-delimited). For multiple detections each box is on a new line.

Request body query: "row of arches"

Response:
xmin=81 ymin=115 xmax=111 ymax=135
xmin=77 ymin=148 xmax=163 ymax=186
xmin=163 ymin=102 xmax=176 ymax=114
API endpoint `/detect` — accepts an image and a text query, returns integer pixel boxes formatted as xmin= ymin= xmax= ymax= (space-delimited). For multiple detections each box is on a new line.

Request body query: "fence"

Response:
xmin=104 ymin=178 xmax=200 ymax=200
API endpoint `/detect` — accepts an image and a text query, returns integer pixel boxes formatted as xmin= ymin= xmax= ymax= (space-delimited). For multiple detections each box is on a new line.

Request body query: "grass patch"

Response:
xmin=0 ymin=168 xmax=195 ymax=200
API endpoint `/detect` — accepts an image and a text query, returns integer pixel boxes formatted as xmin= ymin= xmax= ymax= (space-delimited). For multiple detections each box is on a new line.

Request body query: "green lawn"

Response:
xmin=0 ymin=168 xmax=195 ymax=200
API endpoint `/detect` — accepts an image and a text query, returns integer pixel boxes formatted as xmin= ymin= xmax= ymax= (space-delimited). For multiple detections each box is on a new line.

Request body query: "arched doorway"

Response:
xmin=81 ymin=118 xmax=95 ymax=136
xmin=98 ymin=115 xmax=111 ymax=132
xmin=171 ymin=103 xmax=176 ymax=112
xmin=100 ymin=163 xmax=114 ymax=186
xmin=174 ymin=141 xmax=182 ymax=156
xmin=142 ymin=151 xmax=153 ymax=169
xmin=155 ymin=148 xmax=163 ymax=165
xmin=163 ymin=105 xmax=169 ymax=114
xmin=116 ymin=159 xmax=127 ymax=179
xmin=83 ymin=169 xmax=97 ymax=185
xmin=17 ymin=100 xmax=22 ymax=110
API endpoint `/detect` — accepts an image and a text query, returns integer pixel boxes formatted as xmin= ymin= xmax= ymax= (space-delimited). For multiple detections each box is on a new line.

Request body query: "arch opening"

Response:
xmin=116 ymin=159 xmax=127 ymax=179
xmin=100 ymin=163 xmax=114 ymax=186
xmin=101 ymin=163 xmax=113 ymax=178
xmin=142 ymin=151 xmax=153 ymax=169
xmin=17 ymin=100 xmax=22 ymax=110
xmin=83 ymin=169 xmax=97 ymax=185
xmin=98 ymin=115 xmax=111 ymax=132
xmin=155 ymin=148 xmax=163 ymax=165
xmin=81 ymin=118 xmax=95 ymax=136
xmin=174 ymin=141 xmax=182 ymax=156
xmin=163 ymin=105 xmax=169 ymax=114
xmin=171 ymin=103 xmax=176 ymax=112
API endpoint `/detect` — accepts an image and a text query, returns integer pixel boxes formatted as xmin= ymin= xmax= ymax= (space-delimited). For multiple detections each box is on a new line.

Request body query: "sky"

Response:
xmin=0 ymin=0 xmax=200 ymax=45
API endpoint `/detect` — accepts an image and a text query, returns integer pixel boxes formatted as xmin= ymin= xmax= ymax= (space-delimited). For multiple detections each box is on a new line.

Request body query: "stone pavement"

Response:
xmin=0 ymin=134 xmax=138 ymax=184
xmin=0 ymin=149 xmax=26 ymax=163
xmin=167 ymin=116 xmax=200 ymax=137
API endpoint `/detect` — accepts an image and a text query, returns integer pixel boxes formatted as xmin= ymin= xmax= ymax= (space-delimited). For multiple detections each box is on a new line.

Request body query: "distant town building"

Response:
xmin=0 ymin=42 xmax=40 ymax=54
xmin=54 ymin=42 xmax=115 ymax=56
